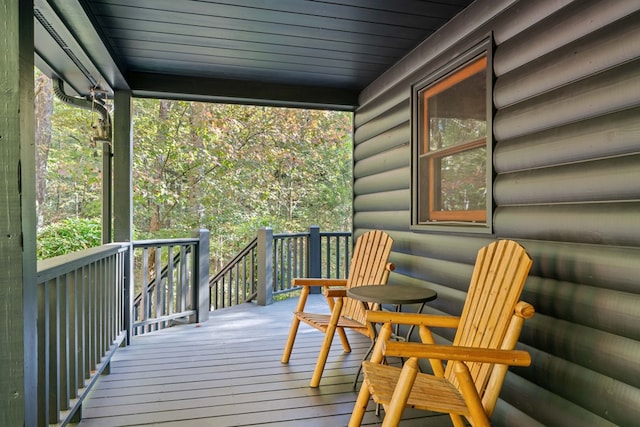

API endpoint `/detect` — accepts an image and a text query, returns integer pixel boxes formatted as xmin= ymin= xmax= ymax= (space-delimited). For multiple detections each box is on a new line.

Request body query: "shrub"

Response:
xmin=37 ymin=218 xmax=102 ymax=259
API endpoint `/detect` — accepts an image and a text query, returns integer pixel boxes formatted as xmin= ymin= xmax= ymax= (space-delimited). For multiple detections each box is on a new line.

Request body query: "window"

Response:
xmin=412 ymin=44 xmax=492 ymax=230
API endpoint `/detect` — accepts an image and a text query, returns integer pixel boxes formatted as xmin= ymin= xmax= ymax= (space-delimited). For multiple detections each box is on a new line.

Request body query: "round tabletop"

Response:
xmin=347 ymin=284 xmax=437 ymax=305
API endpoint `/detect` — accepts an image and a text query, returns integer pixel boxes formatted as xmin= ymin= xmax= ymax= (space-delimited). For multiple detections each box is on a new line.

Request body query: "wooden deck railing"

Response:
xmin=131 ymin=230 xmax=210 ymax=335
xmin=33 ymin=226 xmax=348 ymax=423
xmin=34 ymin=229 xmax=210 ymax=425
xmin=209 ymin=226 xmax=351 ymax=310
xmin=36 ymin=243 xmax=129 ymax=426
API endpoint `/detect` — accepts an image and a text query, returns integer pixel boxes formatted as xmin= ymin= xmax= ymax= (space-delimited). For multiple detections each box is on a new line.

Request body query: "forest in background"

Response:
xmin=34 ymin=70 xmax=353 ymax=271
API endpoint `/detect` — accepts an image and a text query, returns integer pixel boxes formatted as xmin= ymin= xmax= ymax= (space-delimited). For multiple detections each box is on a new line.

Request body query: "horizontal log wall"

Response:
xmin=352 ymin=0 xmax=640 ymax=426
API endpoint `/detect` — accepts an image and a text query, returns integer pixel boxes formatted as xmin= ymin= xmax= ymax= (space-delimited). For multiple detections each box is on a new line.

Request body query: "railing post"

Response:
xmin=308 ymin=225 xmax=322 ymax=294
xmin=257 ymin=227 xmax=273 ymax=306
xmin=194 ymin=229 xmax=210 ymax=323
xmin=123 ymin=243 xmax=133 ymax=345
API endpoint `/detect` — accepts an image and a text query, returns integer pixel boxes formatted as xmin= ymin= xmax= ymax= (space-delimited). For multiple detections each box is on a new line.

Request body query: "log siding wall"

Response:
xmin=352 ymin=1 xmax=640 ymax=426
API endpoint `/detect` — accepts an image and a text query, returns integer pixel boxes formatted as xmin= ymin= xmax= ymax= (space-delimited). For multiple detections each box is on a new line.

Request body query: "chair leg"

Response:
xmin=326 ymin=294 xmax=351 ymax=352
xmin=348 ymin=379 xmax=373 ymax=427
xmin=449 ymin=414 xmax=467 ymax=427
xmin=453 ymin=361 xmax=491 ymax=427
xmin=281 ymin=286 xmax=310 ymax=364
xmin=281 ymin=316 xmax=300 ymax=364
xmin=337 ymin=326 xmax=352 ymax=352
xmin=310 ymin=297 xmax=344 ymax=387
xmin=381 ymin=357 xmax=419 ymax=427
xmin=349 ymin=323 xmax=394 ymax=423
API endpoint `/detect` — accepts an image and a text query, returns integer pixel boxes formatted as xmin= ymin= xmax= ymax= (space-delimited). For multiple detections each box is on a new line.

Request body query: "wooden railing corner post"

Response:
xmin=194 ymin=229 xmax=211 ymax=323
xmin=308 ymin=225 xmax=322 ymax=294
xmin=257 ymin=227 xmax=273 ymax=306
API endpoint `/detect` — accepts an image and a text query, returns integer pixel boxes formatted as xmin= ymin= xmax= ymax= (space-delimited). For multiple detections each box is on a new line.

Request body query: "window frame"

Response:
xmin=410 ymin=39 xmax=494 ymax=233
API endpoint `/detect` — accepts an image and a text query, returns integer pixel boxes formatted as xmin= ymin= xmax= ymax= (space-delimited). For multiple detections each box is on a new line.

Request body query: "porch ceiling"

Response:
xmin=34 ymin=0 xmax=473 ymax=110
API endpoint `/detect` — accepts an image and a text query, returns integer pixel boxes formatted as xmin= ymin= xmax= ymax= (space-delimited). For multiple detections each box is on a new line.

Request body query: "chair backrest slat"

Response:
xmin=446 ymin=240 xmax=532 ymax=394
xmin=342 ymin=230 xmax=393 ymax=325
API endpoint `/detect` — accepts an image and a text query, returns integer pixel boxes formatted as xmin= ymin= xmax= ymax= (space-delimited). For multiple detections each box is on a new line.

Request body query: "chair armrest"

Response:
xmin=325 ymin=288 xmax=347 ymax=298
xmin=292 ymin=278 xmax=348 ymax=287
xmin=366 ymin=310 xmax=460 ymax=328
xmin=383 ymin=342 xmax=532 ymax=367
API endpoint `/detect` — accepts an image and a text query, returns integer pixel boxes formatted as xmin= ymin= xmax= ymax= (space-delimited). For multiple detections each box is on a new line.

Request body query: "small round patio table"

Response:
xmin=347 ymin=284 xmax=437 ymax=389
xmin=347 ymin=284 xmax=437 ymax=307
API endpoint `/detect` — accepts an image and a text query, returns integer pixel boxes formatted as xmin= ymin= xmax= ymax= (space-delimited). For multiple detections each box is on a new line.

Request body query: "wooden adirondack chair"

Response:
xmin=349 ymin=239 xmax=534 ymax=427
xmin=281 ymin=229 xmax=394 ymax=387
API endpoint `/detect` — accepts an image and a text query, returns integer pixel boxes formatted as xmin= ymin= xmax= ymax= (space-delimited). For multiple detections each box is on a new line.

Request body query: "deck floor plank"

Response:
xmin=79 ymin=295 xmax=452 ymax=426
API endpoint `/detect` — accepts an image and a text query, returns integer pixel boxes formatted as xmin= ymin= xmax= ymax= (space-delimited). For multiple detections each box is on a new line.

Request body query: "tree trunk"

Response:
xmin=34 ymin=72 xmax=54 ymax=228
xmin=146 ymin=100 xmax=171 ymax=281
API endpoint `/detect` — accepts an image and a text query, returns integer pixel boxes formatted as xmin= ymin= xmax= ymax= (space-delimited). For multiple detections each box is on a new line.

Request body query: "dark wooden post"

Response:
xmin=194 ymin=229 xmax=210 ymax=323
xmin=308 ymin=225 xmax=322 ymax=293
xmin=257 ymin=227 xmax=273 ymax=306
xmin=0 ymin=1 xmax=37 ymax=425
xmin=101 ymin=141 xmax=113 ymax=244
xmin=113 ymin=90 xmax=134 ymax=344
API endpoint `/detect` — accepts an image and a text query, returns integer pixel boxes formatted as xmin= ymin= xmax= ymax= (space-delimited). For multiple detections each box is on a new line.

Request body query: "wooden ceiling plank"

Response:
xmin=104 ymin=24 xmax=406 ymax=59
xmin=90 ymin=4 xmax=425 ymax=47
xmin=125 ymin=56 xmax=379 ymax=86
xmin=111 ymin=39 xmax=394 ymax=68
xmin=87 ymin=0 xmax=439 ymax=39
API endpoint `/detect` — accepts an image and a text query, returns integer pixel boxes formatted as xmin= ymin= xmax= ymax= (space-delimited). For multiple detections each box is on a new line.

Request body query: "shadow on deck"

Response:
xmin=80 ymin=295 xmax=452 ymax=426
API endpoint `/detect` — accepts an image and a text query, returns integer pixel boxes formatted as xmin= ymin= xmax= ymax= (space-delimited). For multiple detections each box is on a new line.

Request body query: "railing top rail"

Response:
xmin=318 ymin=231 xmax=351 ymax=237
xmin=273 ymin=232 xmax=309 ymax=239
xmin=37 ymin=242 xmax=130 ymax=283
xmin=272 ymin=231 xmax=351 ymax=239
xmin=133 ymin=237 xmax=199 ymax=248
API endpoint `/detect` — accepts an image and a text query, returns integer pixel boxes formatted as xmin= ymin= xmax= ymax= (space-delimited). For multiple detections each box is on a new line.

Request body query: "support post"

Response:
xmin=113 ymin=90 xmax=134 ymax=344
xmin=0 ymin=1 xmax=37 ymax=425
xmin=257 ymin=227 xmax=273 ymax=306
xmin=101 ymin=141 xmax=113 ymax=243
xmin=194 ymin=229 xmax=210 ymax=323
xmin=308 ymin=225 xmax=322 ymax=293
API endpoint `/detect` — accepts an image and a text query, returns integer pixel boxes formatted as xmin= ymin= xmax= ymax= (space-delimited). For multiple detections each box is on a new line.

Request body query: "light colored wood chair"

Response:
xmin=281 ymin=229 xmax=394 ymax=387
xmin=349 ymin=239 xmax=534 ymax=427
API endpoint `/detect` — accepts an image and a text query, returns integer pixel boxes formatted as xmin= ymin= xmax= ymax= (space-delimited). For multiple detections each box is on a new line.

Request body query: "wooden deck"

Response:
xmin=79 ymin=295 xmax=452 ymax=426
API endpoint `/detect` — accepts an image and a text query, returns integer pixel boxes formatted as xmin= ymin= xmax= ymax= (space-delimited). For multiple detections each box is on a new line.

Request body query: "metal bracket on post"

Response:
xmin=308 ymin=225 xmax=322 ymax=293
xmin=257 ymin=227 xmax=273 ymax=306
xmin=194 ymin=229 xmax=210 ymax=323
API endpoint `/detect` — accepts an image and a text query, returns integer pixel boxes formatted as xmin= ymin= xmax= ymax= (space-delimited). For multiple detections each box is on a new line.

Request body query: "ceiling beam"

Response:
xmin=127 ymin=72 xmax=359 ymax=111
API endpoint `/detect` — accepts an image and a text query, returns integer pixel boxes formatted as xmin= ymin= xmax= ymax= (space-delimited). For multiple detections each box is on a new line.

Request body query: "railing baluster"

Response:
xmin=60 ymin=274 xmax=69 ymax=413
xmin=79 ymin=264 xmax=87 ymax=386
xmin=83 ymin=263 xmax=91 ymax=381
xmin=48 ymin=277 xmax=60 ymax=423
xmin=88 ymin=261 xmax=95 ymax=370
xmin=168 ymin=246 xmax=175 ymax=317
xmin=108 ymin=254 xmax=114 ymax=349
xmin=324 ymin=235 xmax=329 ymax=277
xmin=181 ymin=245 xmax=188 ymax=312
xmin=36 ymin=280 xmax=48 ymax=426
xmin=242 ymin=253 xmax=247 ymax=302
xmin=155 ymin=246 xmax=162 ymax=331
xmin=234 ymin=262 xmax=239 ymax=305
xmin=278 ymin=238 xmax=284 ymax=291
xmin=98 ymin=258 xmax=104 ymax=361
xmin=68 ymin=269 xmax=78 ymax=401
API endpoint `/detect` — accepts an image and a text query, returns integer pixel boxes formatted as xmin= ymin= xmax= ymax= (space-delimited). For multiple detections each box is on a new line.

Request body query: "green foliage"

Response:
xmin=37 ymin=218 xmax=102 ymax=259
xmin=36 ymin=69 xmax=353 ymax=268
xmin=131 ymin=100 xmax=353 ymax=271
xmin=40 ymin=83 xmax=104 ymax=224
